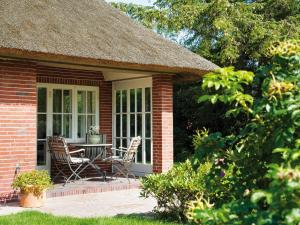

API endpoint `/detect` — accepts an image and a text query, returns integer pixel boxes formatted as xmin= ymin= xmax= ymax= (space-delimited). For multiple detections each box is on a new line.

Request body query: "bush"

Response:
xmin=186 ymin=40 xmax=300 ymax=224
xmin=12 ymin=170 xmax=52 ymax=196
xmin=140 ymin=160 xmax=211 ymax=222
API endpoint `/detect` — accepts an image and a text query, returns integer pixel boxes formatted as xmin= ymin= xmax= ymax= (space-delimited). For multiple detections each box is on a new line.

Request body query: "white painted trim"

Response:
xmin=112 ymin=77 xmax=153 ymax=175
xmin=36 ymin=83 xmax=99 ymax=171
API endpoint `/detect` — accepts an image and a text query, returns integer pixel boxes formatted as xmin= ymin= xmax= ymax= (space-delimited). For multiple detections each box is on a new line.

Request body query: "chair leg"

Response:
xmin=63 ymin=164 xmax=83 ymax=186
xmin=52 ymin=162 xmax=68 ymax=182
xmin=112 ymin=163 xmax=133 ymax=183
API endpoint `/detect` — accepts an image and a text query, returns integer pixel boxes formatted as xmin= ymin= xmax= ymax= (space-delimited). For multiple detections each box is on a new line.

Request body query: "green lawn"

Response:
xmin=0 ymin=211 xmax=178 ymax=225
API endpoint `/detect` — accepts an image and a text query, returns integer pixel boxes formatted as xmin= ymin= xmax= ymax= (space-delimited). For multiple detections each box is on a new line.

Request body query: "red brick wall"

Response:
xmin=152 ymin=75 xmax=174 ymax=173
xmin=0 ymin=60 xmax=37 ymax=198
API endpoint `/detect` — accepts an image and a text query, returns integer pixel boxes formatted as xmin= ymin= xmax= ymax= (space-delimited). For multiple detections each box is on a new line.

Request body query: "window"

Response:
xmin=36 ymin=84 xmax=99 ymax=144
xmin=77 ymin=90 xmax=97 ymax=139
xmin=37 ymin=87 xmax=47 ymax=166
xmin=113 ymin=80 xmax=152 ymax=165
xmin=52 ymin=89 xmax=72 ymax=138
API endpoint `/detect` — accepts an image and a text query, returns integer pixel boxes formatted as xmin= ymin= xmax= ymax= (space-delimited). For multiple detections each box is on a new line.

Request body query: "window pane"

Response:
xmin=116 ymin=90 xmax=121 ymax=113
xmin=122 ymin=114 xmax=127 ymax=137
xmin=145 ymin=113 xmax=151 ymax=138
xmin=37 ymin=114 xmax=47 ymax=139
xmin=145 ymin=87 xmax=151 ymax=112
xmin=130 ymin=114 xmax=135 ymax=137
xmin=146 ymin=139 xmax=151 ymax=164
xmin=115 ymin=138 xmax=121 ymax=156
xmin=63 ymin=90 xmax=72 ymax=113
xmin=122 ymin=90 xmax=127 ymax=113
xmin=77 ymin=91 xmax=86 ymax=114
xmin=130 ymin=89 xmax=135 ymax=112
xmin=87 ymin=91 xmax=96 ymax=114
xmin=116 ymin=114 xmax=120 ymax=137
xmin=77 ymin=115 xmax=86 ymax=138
xmin=53 ymin=114 xmax=62 ymax=136
xmin=38 ymin=88 xmax=47 ymax=113
xmin=37 ymin=141 xmax=46 ymax=166
xmin=87 ymin=115 xmax=96 ymax=128
xmin=122 ymin=138 xmax=128 ymax=148
xmin=137 ymin=114 xmax=142 ymax=136
xmin=137 ymin=88 xmax=142 ymax=112
xmin=53 ymin=89 xmax=62 ymax=113
xmin=63 ymin=114 xmax=72 ymax=138
xmin=136 ymin=140 xmax=142 ymax=163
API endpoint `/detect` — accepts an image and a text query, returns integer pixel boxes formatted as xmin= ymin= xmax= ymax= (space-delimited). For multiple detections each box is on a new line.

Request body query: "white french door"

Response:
xmin=36 ymin=84 xmax=99 ymax=171
xmin=113 ymin=78 xmax=152 ymax=176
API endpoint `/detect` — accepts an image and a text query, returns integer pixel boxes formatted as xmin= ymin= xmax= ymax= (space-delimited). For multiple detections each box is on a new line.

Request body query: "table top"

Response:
xmin=70 ymin=143 xmax=112 ymax=147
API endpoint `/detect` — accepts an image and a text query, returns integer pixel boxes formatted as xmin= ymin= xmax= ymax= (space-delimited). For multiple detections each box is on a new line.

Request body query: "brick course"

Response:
xmin=0 ymin=60 xmax=37 ymax=196
xmin=152 ymin=75 xmax=174 ymax=173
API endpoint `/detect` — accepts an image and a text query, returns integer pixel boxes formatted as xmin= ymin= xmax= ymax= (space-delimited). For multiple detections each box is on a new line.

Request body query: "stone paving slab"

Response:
xmin=0 ymin=189 xmax=156 ymax=218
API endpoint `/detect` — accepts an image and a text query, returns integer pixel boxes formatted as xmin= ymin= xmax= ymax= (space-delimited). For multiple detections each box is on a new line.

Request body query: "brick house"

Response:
xmin=0 ymin=0 xmax=217 ymax=195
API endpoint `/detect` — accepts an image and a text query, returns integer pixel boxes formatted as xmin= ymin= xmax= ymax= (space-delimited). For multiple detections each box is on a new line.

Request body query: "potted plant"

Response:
xmin=12 ymin=170 xmax=52 ymax=208
xmin=87 ymin=126 xmax=101 ymax=144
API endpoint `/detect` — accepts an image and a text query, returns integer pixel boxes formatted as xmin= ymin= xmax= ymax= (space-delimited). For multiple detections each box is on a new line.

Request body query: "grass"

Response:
xmin=0 ymin=211 xmax=179 ymax=225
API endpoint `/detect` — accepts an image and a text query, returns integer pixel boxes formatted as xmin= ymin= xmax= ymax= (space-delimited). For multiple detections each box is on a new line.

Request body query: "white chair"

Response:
xmin=106 ymin=136 xmax=141 ymax=181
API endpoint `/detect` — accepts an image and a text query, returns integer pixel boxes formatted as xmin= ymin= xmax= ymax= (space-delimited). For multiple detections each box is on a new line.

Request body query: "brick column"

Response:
xmin=99 ymin=80 xmax=112 ymax=143
xmin=0 ymin=60 xmax=37 ymax=196
xmin=152 ymin=75 xmax=173 ymax=173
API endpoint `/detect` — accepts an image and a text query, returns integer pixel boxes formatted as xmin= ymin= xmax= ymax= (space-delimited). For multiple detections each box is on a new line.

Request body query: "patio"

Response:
xmin=47 ymin=177 xmax=141 ymax=198
xmin=0 ymin=188 xmax=156 ymax=218
xmin=0 ymin=177 xmax=140 ymax=205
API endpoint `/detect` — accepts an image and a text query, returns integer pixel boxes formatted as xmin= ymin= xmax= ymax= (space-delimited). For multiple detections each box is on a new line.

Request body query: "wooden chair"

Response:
xmin=47 ymin=136 xmax=90 ymax=185
xmin=105 ymin=136 xmax=141 ymax=181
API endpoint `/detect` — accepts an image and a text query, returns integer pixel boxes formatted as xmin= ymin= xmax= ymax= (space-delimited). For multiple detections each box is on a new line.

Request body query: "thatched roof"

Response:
xmin=0 ymin=0 xmax=218 ymax=76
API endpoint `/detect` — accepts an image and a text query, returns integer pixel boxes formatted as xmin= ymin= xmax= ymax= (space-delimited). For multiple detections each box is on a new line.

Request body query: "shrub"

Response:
xmin=140 ymin=160 xmax=211 ymax=222
xmin=12 ymin=170 xmax=52 ymax=196
xmin=187 ymin=40 xmax=300 ymax=224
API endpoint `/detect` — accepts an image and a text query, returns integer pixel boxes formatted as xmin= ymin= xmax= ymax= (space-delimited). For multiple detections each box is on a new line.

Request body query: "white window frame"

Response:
xmin=112 ymin=78 xmax=153 ymax=167
xmin=37 ymin=83 xmax=99 ymax=143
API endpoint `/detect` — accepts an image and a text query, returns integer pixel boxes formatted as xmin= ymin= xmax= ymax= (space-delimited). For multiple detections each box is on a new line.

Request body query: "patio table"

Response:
xmin=70 ymin=143 xmax=112 ymax=181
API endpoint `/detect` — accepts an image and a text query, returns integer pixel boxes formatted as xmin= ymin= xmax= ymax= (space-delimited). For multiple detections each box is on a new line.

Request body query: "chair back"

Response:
xmin=122 ymin=136 xmax=141 ymax=162
xmin=47 ymin=136 xmax=71 ymax=163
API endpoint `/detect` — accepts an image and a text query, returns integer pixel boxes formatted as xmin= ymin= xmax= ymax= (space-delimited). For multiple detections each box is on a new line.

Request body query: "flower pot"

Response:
xmin=19 ymin=190 xmax=46 ymax=208
xmin=88 ymin=135 xmax=101 ymax=144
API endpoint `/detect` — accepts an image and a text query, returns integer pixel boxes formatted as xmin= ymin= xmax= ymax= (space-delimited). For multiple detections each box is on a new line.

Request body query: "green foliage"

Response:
xmin=140 ymin=160 xmax=211 ymax=222
xmin=198 ymin=67 xmax=254 ymax=117
xmin=173 ymin=83 xmax=241 ymax=162
xmin=112 ymin=0 xmax=300 ymax=70
xmin=12 ymin=170 xmax=52 ymax=196
xmin=187 ymin=40 xmax=300 ymax=224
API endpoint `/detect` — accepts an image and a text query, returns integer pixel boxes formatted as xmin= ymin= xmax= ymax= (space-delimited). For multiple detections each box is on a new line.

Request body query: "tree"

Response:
xmin=111 ymin=0 xmax=300 ymax=161
xmin=112 ymin=0 xmax=300 ymax=70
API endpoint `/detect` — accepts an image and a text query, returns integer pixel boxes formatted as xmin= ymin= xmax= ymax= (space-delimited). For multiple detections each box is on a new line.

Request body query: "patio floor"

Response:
xmin=0 ymin=189 xmax=156 ymax=217
xmin=47 ymin=177 xmax=141 ymax=198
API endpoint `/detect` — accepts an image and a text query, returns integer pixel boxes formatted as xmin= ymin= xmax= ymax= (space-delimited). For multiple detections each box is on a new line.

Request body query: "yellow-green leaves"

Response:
xmin=198 ymin=67 xmax=254 ymax=117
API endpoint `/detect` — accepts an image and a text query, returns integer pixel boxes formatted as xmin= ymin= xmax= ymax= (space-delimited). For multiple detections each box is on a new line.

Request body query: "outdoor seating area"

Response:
xmin=47 ymin=134 xmax=142 ymax=186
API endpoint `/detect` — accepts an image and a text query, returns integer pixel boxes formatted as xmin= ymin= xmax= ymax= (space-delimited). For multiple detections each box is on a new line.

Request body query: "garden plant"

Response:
xmin=141 ymin=40 xmax=300 ymax=224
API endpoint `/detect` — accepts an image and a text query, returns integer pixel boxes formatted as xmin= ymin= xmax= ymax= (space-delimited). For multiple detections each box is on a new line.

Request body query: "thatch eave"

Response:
xmin=0 ymin=48 xmax=212 ymax=79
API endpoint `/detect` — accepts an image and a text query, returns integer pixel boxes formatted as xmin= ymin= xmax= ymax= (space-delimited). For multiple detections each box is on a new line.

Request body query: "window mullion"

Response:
xmin=142 ymin=88 xmax=146 ymax=164
xmin=134 ymin=89 xmax=137 ymax=163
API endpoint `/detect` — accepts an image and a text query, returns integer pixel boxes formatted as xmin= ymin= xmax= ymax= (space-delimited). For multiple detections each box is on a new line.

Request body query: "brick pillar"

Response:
xmin=99 ymin=80 xmax=112 ymax=143
xmin=0 ymin=60 xmax=37 ymax=196
xmin=152 ymin=75 xmax=173 ymax=173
